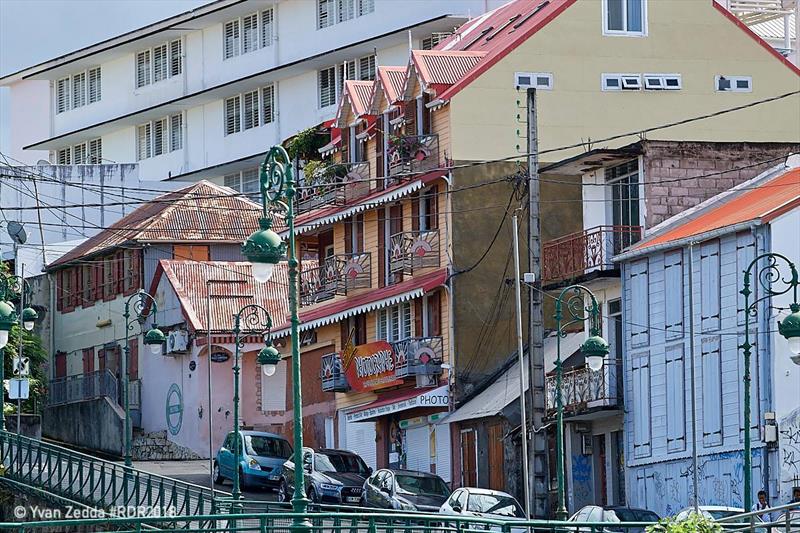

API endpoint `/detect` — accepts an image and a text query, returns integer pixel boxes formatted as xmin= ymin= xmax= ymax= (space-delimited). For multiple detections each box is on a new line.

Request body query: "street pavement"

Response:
xmin=131 ymin=459 xmax=279 ymax=502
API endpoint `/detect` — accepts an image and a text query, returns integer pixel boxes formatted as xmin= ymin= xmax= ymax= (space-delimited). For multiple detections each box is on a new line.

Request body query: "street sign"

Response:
xmin=12 ymin=356 xmax=30 ymax=376
xmin=8 ymin=378 xmax=29 ymax=400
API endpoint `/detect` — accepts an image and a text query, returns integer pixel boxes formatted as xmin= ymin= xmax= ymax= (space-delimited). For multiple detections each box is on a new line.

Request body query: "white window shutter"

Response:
xmin=243 ymin=90 xmax=260 ymax=130
xmin=56 ymin=77 xmax=71 ymax=113
xmin=72 ymin=72 xmax=86 ymax=109
xmin=170 ymin=114 xmax=183 ymax=151
xmin=701 ymin=337 xmax=723 ymax=445
xmin=632 ymin=352 xmax=651 ymax=457
xmin=664 ymin=251 xmax=683 ymax=338
xmin=261 ymin=9 xmax=273 ymax=47
xmin=137 ymin=123 xmax=152 ymax=160
xmin=225 ymin=96 xmax=241 ymax=134
xmin=357 ymin=0 xmax=374 ymax=16
xmin=136 ymin=50 xmax=151 ymax=88
xmin=224 ymin=20 xmax=240 ymax=59
xmin=88 ymin=139 xmax=102 ymax=164
xmin=73 ymin=143 xmax=87 ymax=164
xmin=169 ymin=39 xmax=182 ymax=77
xmin=318 ymin=67 xmax=336 ymax=108
xmin=243 ymin=13 xmax=259 ymax=54
xmin=337 ymin=0 xmax=354 ymax=22
xmin=665 ymin=345 xmax=686 ymax=452
xmin=261 ymin=85 xmax=275 ymax=124
xmin=359 ymin=55 xmax=376 ymax=81
xmin=630 ymin=260 xmax=649 ymax=345
xmin=153 ymin=118 xmax=167 ymax=156
xmin=153 ymin=44 xmax=168 ymax=82
xmin=261 ymin=360 xmax=287 ymax=411
xmin=57 ymin=147 xmax=71 ymax=165
xmin=318 ymin=0 xmax=333 ymax=29
xmin=88 ymin=67 xmax=101 ymax=103
xmin=700 ymin=241 xmax=720 ymax=332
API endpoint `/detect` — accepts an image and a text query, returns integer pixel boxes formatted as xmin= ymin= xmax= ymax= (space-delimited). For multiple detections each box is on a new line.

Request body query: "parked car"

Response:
xmin=363 ymin=468 xmax=451 ymax=512
xmin=568 ymin=505 xmax=660 ymax=533
xmin=279 ymin=447 xmax=372 ymax=505
xmin=213 ymin=430 xmax=292 ymax=490
xmin=439 ymin=487 xmax=527 ymax=532
xmin=674 ymin=507 xmax=766 ymax=532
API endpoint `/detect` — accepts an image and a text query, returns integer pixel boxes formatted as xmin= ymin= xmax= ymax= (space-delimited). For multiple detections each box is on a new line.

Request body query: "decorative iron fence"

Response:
xmin=393 ymin=336 xmax=444 ymax=379
xmin=300 ymin=253 xmax=371 ymax=306
xmin=542 ymin=225 xmax=642 ymax=285
xmin=320 ymin=352 xmax=349 ymax=392
xmin=388 ymin=134 xmax=439 ymax=177
xmin=545 ymin=360 xmax=623 ymax=416
xmin=47 ymin=370 xmax=119 ymax=406
xmin=388 ymin=230 xmax=440 ymax=275
xmin=296 ymin=161 xmax=370 ymax=213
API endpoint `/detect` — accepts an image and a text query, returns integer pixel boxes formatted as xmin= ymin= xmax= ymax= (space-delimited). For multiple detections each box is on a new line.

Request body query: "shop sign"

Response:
xmin=346 ymin=385 xmax=449 ymax=422
xmin=342 ymin=340 xmax=403 ymax=392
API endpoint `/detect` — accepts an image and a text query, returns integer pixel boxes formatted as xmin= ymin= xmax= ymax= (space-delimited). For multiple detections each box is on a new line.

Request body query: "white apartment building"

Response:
xmin=0 ymin=0 xmax=505 ymax=192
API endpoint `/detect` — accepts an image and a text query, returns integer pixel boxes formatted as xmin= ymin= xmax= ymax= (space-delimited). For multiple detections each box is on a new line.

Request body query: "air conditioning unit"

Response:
xmin=581 ymin=434 xmax=593 ymax=455
xmin=166 ymin=330 xmax=189 ymax=355
xmin=415 ymin=374 xmax=437 ymax=388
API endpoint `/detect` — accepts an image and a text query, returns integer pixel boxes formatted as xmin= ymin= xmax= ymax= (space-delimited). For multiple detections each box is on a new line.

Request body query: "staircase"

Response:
xmin=131 ymin=429 xmax=202 ymax=461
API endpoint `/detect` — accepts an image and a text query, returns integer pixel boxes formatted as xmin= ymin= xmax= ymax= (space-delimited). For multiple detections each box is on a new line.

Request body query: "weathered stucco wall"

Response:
xmin=43 ymin=397 xmax=124 ymax=457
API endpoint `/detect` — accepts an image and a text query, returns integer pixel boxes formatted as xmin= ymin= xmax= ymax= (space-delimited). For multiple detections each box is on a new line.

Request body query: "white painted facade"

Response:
xmin=1 ymin=0 xmax=503 ymax=185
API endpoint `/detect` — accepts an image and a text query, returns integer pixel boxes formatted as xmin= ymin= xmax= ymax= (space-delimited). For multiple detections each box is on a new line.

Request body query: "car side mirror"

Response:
xmin=451 ymin=504 xmax=462 ymax=513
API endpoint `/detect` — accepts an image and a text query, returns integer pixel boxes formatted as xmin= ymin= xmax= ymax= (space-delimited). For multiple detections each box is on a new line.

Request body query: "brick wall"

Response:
xmin=643 ymin=141 xmax=800 ymax=227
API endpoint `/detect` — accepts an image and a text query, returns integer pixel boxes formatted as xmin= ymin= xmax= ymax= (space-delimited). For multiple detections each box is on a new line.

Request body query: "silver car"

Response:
xmin=439 ymin=487 xmax=528 ymax=532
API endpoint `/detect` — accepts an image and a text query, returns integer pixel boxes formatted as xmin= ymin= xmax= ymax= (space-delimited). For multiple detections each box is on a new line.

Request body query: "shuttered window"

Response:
xmin=137 ymin=123 xmax=152 ymax=160
xmin=57 ymin=147 xmax=71 ymax=165
xmin=243 ymin=13 xmax=259 ymax=54
xmin=318 ymin=0 xmax=334 ymax=28
xmin=700 ymin=240 xmax=720 ymax=332
xmin=88 ymin=67 xmax=101 ymax=103
xmin=224 ymin=19 xmax=241 ymax=59
xmin=318 ymin=66 xmax=336 ymax=108
xmin=153 ymin=44 xmax=168 ymax=82
xmin=170 ymin=114 xmax=183 ymax=151
xmin=261 ymin=85 xmax=275 ymax=124
xmin=337 ymin=0 xmax=354 ymax=22
xmin=241 ymin=168 xmax=259 ymax=194
xmin=73 ymin=143 xmax=87 ymax=164
xmin=261 ymin=9 xmax=274 ymax=48
xmin=665 ymin=344 xmax=686 ymax=452
xmin=664 ymin=250 xmax=683 ymax=339
xmin=701 ymin=337 xmax=723 ymax=446
xmin=56 ymin=77 xmax=71 ymax=113
xmin=153 ymin=118 xmax=168 ymax=156
xmin=170 ymin=39 xmax=182 ymax=77
xmin=72 ymin=72 xmax=86 ymax=108
xmin=736 ymin=233 xmax=756 ymax=325
xmin=243 ymin=90 xmax=260 ymax=130
xmin=357 ymin=0 xmax=375 ymax=16
xmin=358 ymin=55 xmax=376 ymax=81
xmin=377 ymin=303 xmax=411 ymax=342
xmin=88 ymin=139 xmax=102 ymax=164
xmin=631 ymin=351 xmax=651 ymax=457
xmin=136 ymin=50 xmax=152 ymax=88
xmin=629 ymin=260 xmax=649 ymax=346
xmin=225 ymin=96 xmax=241 ymax=134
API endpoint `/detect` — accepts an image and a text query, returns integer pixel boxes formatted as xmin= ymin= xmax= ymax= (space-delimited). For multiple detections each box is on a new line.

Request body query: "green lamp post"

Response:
xmin=242 ymin=145 xmax=311 ymax=531
xmin=740 ymin=253 xmax=799 ymax=511
xmin=122 ymin=290 xmax=166 ymax=467
xmin=554 ymin=284 xmax=609 ymax=520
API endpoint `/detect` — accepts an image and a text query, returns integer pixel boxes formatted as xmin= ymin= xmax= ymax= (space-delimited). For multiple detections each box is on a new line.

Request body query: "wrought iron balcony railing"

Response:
xmin=320 ymin=352 xmax=349 ymax=392
xmin=393 ymin=336 xmax=444 ymax=378
xmin=296 ymin=161 xmax=370 ymax=213
xmin=48 ymin=369 xmax=119 ymax=406
xmin=300 ymin=253 xmax=371 ymax=307
xmin=542 ymin=225 xmax=642 ymax=285
xmin=388 ymin=134 xmax=439 ymax=177
xmin=389 ymin=230 xmax=440 ymax=275
xmin=545 ymin=360 xmax=623 ymax=417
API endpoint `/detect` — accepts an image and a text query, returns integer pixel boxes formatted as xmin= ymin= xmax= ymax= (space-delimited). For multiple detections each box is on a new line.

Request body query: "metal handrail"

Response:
xmin=47 ymin=369 xmax=119 ymax=406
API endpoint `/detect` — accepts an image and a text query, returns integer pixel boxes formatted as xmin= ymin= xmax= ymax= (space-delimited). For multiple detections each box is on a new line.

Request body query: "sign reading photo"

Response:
xmin=342 ymin=340 xmax=403 ymax=392
xmin=346 ymin=385 xmax=449 ymax=422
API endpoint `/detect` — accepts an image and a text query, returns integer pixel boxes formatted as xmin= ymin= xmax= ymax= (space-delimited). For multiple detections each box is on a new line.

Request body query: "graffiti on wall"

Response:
xmin=779 ymin=407 xmax=800 ymax=502
xmin=571 ymin=454 xmax=592 ymax=508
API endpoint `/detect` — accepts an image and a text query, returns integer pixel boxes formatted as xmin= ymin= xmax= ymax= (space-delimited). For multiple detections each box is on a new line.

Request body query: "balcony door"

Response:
xmin=607 ymin=159 xmax=641 ymax=252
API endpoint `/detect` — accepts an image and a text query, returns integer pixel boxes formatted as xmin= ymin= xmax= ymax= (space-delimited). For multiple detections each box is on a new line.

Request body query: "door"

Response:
xmin=595 ymin=435 xmax=608 ymax=505
xmin=343 ymin=417 xmax=377 ymax=470
xmin=82 ymin=348 xmax=94 ymax=374
xmin=218 ymin=433 xmax=235 ymax=477
xmin=404 ymin=425 xmax=430 ymax=472
xmin=487 ymin=424 xmax=505 ymax=490
xmin=460 ymin=429 xmax=477 ymax=487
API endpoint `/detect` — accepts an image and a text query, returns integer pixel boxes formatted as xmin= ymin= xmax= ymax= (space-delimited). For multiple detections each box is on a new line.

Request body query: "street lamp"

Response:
xmin=740 ymin=253 xmax=799 ymax=511
xmin=258 ymin=341 xmax=281 ymax=377
xmin=231 ymin=304 xmax=276 ymax=500
xmin=242 ymin=145 xmax=311 ymax=530
xmin=554 ymin=284 xmax=608 ymax=520
xmin=122 ymin=290 xmax=165 ymax=467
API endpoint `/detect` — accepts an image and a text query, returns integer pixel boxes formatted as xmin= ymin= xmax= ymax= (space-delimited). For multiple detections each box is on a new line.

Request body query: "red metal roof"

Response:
xmin=49 ymin=180 xmax=265 ymax=269
xmin=375 ymin=66 xmax=407 ymax=106
xmin=410 ymin=50 xmax=486 ymax=93
xmin=151 ymin=260 xmax=292 ymax=333
xmin=632 ymin=167 xmax=800 ymax=252
xmin=336 ymin=80 xmax=374 ymax=126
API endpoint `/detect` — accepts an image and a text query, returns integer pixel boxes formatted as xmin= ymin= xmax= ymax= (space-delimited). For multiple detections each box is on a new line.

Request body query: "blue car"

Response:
xmin=213 ymin=430 xmax=292 ymax=490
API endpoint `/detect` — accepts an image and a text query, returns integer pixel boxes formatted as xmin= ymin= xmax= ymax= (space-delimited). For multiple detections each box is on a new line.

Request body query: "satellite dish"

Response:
xmin=36 ymin=159 xmax=50 ymax=166
xmin=7 ymin=221 xmax=27 ymax=245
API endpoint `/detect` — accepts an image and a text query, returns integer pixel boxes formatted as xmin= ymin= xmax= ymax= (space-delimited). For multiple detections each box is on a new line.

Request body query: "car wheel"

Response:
xmin=278 ymin=479 xmax=289 ymax=502
xmin=212 ymin=461 xmax=224 ymax=485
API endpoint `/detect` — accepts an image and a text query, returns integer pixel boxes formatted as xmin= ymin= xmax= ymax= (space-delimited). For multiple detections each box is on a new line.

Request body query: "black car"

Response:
xmin=363 ymin=468 xmax=451 ymax=512
xmin=279 ymin=447 xmax=371 ymax=505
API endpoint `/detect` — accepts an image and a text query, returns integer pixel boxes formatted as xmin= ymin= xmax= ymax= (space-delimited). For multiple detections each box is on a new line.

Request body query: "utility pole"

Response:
xmin=526 ymin=88 xmax=548 ymax=517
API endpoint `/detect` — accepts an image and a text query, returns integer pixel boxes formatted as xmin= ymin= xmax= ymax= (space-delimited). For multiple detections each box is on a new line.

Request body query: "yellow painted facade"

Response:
xmin=448 ymin=0 xmax=800 ymax=164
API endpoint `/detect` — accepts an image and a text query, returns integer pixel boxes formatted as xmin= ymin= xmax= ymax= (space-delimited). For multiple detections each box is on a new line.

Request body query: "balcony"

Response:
xmin=542 ymin=225 xmax=642 ymax=286
xmin=545 ymin=360 xmax=623 ymax=419
xmin=388 ymin=134 xmax=439 ymax=178
xmin=393 ymin=336 xmax=444 ymax=379
xmin=389 ymin=230 xmax=440 ymax=275
xmin=320 ymin=352 xmax=349 ymax=392
xmin=48 ymin=370 xmax=118 ymax=406
xmin=296 ymin=161 xmax=370 ymax=213
xmin=300 ymin=253 xmax=371 ymax=306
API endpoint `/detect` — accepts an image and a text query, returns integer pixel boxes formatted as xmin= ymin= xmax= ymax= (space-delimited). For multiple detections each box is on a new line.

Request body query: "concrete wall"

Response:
xmin=43 ymin=397 xmax=124 ymax=457
xmin=5 ymin=414 xmax=42 ymax=440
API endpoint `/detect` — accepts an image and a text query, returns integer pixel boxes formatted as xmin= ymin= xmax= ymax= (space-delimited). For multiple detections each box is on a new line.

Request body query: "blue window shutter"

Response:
xmin=632 ymin=352 xmax=651 ymax=457
xmin=701 ymin=337 xmax=723 ymax=446
xmin=630 ymin=260 xmax=649 ymax=346
xmin=736 ymin=232 xmax=756 ymax=326
xmin=700 ymin=241 xmax=720 ymax=332
xmin=664 ymin=251 xmax=684 ymax=339
xmin=665 ymin=344 xmax=686 ymax=452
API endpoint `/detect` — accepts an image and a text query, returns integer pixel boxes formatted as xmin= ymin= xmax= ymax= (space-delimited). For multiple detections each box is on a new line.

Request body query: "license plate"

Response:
xmin=346 ymin=497 xmax=360 ymax=503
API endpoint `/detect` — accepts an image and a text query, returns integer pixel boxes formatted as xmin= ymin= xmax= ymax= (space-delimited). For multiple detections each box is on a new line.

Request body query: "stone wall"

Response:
xmin=643 ymin=141 xmax=800 ymax=227
xmin=132 ymin=430 xmax=201 ymax=461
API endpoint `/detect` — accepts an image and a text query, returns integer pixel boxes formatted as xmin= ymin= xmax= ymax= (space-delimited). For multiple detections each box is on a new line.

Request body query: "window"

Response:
xmin=224 ymin=84 xmax=275 ymax=135
xmin=243 ymin=90 xmax=260 ymax=130
xmin=137 ymin=123 xmax=152 ymax=160
xmin=224 ymin=19 xmax=241 ymax=59
xmin=261 ymin=9 xmax=274 ymax=48
xmin=56 ymin=67 xmax=102 ymax=113
xmin=608 ymin=159 xmax=641 ymax=246
xmin=629 ymin=259 xmax=649 ymax=346
xmin=604 ymin=0 xmax=646 ymax=35
xmin=54 ymin=139 xmax=102 ymax=165
xmin=715 ymin=75 xmax=752 ymax=93
xmin=88 ymin=138 xmax=103 ymax=163
xmin=377 ymin=303 xmax=412 ymax=342
xmin=225 ymin=95 xmax=241 ymax=135
xmin=261 ymin=85 xmax=275 ymax=124
xmin=357 ymin=0 xmax=374 ymax=16
xmin=225 ymin=11 xmax=273 ymax=59
xmin=736 ymin=232 xmax=756 ymax=325
xmin=318 ymin=0 xmax=334 ymax=28
xmin=73 ymin=143 xmax=87 ymax=165
xmin=701 ymin=337 xmax=723 ymax=446
xmin=318 ymin=55 xmax=374 ymax=107
xmin=153 ymin=118 xmax=168 ymax=156
xmin=700 ymin=240 xmax=720 ymax=332
xmin=57 ymin=147 xmax=71 ymax=165
xmin=337 ymin=0 xmax=354 ymax=22
xmin=136 ymin=50 xmax=152 ymax=88
xmin=319 ymin=66 xmax=337 ymax=108
xmin=643 ymin=73 xmax=681 ymax=90
xmin=602 ymin=73 xmax=641 ymax=91
xmin=137 ymin=40 xmax=182 ymax=87
xmin=224 ymin=168 xmax=260 ymax=196
xmin=631 ymin=351 xmax=651 ymax=457
xmin=88 ymin=67 xmax=101 ymax=103
xmin=56 ymin=78 xmax=71 ymax=114
xmin=170 ymin=40 xmax=182 ymax=77
xmin=318 ymin=0 xmax=372 ymax=29
xmin=359 ymin=55 xmax=376 ymax=81
xmin=665 ymin=344 xmax=686 ymax=452
xmin=422 ymin=32 xmax=451 ymax=50
xmin=137 ymin=114 xmax=182 ymax=159
xmin=72 ymin=72 xmax=86 ymax=108
xmin=514 ymin=72 xmax=553 ymax=90
xmin=153 ymin=44 xmax=169 ymax=82
xmin=664 ymin=250 xmax=683 ymax=339
xmin=242 ymin=13 xmax=259 ymax=54
xmin=170 ymin=114 xmax=183 ymax=151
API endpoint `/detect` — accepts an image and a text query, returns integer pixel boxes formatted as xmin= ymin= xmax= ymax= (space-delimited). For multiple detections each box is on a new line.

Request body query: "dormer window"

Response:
xmin=603 ymin=0 xmax=646 ymax=36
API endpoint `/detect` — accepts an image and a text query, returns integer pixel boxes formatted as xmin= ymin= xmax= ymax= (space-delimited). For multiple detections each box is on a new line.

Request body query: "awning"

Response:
xmin=440 ymin=332 xmax=583 ymax=425
xmin=346 ymin=385 xmax=449 ymax=423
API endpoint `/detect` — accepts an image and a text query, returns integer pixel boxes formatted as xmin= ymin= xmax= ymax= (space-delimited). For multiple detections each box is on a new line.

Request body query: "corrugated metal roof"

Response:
xmin=49 ymin=180 xmax=265 ymax=269
xmin=336 ymin=80 xmax=374 ymax=126
xmin=630 ymin=166 xmax=800 ymax=253
xmin=410 ymin=50 xmax=486 ymax=89
xmin=154 ymin=260 xmax=292 ymax=333
xmin=380 ymin=66 xmax=407 ymax=104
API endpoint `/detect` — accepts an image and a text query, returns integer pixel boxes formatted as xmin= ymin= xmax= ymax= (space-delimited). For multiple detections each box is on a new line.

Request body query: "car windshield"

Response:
xmin=706 ymin=510 xmax=742 ymax=520
xmin=467 ymin=493 xmax=525 ymax=518
xmin=315 ymin=452 xmax=369 ymax=475
xmin=395 ymin=474 xmax=450 ymax=497
xmin=607 ymin=509 xmax=660 ymax=522
xmin=245 ymin=436 xmax=291 ymax=459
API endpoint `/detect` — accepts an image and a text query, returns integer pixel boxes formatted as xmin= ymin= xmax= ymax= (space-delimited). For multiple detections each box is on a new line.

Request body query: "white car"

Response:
xmin=439 ymin=487 xmax=528 ymax=532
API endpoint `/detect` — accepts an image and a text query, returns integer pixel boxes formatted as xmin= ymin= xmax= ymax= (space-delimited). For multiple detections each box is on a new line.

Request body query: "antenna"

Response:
xmin=7 ymin=221 xmax=27 ymax=245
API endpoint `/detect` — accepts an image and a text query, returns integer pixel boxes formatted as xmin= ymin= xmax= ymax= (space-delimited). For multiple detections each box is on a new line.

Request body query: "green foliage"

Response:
xmin=285 ymin=127 xmax=328 ymax=161
xmin=646 ymin=513 xmax=723 ymax=533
